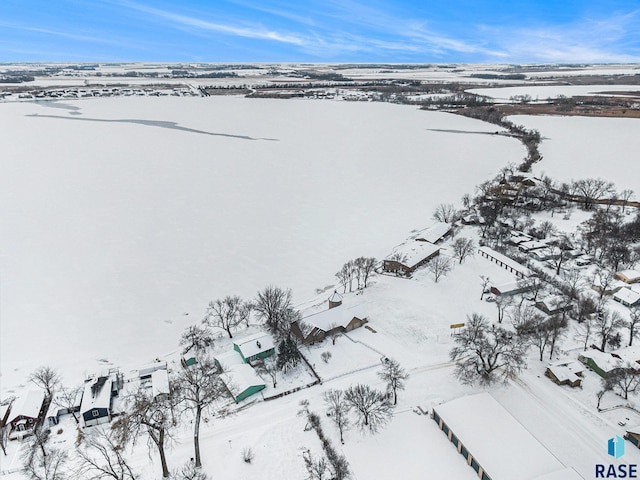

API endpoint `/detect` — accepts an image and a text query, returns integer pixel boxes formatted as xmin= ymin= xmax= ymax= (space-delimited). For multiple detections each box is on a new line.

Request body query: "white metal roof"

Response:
xmin=301 ymin=304 xmax=367 ymax=332
xmin=9 ymin=390 xmax=44 ymax=422
xmin=434 ymin=392 xmax=565 ymax=480
xmin=413 ymin=222 xmax=451 ymax=243
xmin=234 ymin=332 xmax=275 ymax=359
xmin=546 ymin=365 xmax=580 ymax=384
xmin=386 ymin=241 xmax=440 ymax=269
xmin=617 ymin=270 xmax=640 ymax=282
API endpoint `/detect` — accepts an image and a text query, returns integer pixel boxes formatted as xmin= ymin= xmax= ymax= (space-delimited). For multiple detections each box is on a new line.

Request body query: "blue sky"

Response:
xmin=1 ymin=0 xmax=640 ymax=63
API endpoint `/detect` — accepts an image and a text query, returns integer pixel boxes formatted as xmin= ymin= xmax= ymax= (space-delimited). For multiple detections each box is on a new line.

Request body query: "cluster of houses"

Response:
xmin=1 ymin=292 xmax=370 ymax=441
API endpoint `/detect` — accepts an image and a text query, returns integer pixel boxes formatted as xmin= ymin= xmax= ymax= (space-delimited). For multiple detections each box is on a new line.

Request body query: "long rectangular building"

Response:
xmin=432 ymin=393 xmax=575 ymax=480
xmin=478 ymin=246 xmax=532 ymax=278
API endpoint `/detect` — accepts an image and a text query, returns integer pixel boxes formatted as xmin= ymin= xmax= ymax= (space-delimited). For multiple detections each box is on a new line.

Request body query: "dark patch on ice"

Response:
xmin=427 ymin=128 xmax=507 ymax=136
xmin=26 ymin=113 xmax=279 ymax=141
xmin=37 ymin=100 xmax=82 ymax=113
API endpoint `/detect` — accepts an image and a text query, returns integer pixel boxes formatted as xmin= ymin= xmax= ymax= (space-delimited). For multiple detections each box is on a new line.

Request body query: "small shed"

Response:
xmin=535 ymin=298 xmax=573 ymax=315
xmin=616 ymin=270 xmax=640 ymax=284
xmin=80 ymin=376 xmax=113 ymax=427
xmin=233 ymin=332 xmax=276 ymax=363
xmin=221 ymin=364 xmax=266 ymax=403
xmin=328 ymin=291 xmax=343 ymax=309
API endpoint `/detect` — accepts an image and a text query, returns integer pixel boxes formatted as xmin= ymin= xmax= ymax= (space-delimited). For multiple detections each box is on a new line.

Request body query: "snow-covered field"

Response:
xmin=508 ymin=115 xmax=640 ymax=192
xmin=469 ymin=84 xmax=640 ymax=101
xmin=0 ymin=96 xmax=523 ymax=393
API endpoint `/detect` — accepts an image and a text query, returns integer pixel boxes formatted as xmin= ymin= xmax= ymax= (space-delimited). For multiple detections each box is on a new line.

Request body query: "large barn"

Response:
xmin=383 ymin=241 xmax=440 ymax=275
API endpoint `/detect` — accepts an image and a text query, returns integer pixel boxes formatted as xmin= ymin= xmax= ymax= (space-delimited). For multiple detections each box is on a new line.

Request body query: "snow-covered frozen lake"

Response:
xmin=507 ymin=115 xmax=640 ymax=192
xmin=0 ymin=96 xmax=524 ymax=392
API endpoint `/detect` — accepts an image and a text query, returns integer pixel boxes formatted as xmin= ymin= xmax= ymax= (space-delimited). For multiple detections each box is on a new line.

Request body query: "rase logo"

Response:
xmin=610 ymin=436 xmax=626 ymax=459
xmin=596 ymin=436 xmax=637 ymax=478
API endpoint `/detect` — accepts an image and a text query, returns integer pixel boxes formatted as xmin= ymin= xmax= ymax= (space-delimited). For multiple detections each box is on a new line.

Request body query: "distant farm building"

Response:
xmin=432 ymin=392 xmax=575 ymax=480
xmin=383 ymin=241 xmax=440 ymax=275
xmin=291 ymin=304 xmax=368 ymax=345
xmin=413 ymin=222 xmax=452 ymax=244
xmin=7 ymin=390 xmax=45 ymax=440
xmin=613 ymin=288 xmax=640 ymax=308
xmin=478 ymin=246 xmax=532 ymax=278
xmin=221 ymin=363 xmax=266 ymax=403
xmin=616 ymin=270 xmax=640 ymax=284
xmin=233 ymin=332 xmax=276 ymax=364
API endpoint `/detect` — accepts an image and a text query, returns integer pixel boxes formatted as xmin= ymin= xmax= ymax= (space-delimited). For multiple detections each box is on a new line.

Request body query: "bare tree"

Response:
xmin=76 ymin=429 xmax=136 ymax=480
xmin=575 ymin=317 xmax=595 ymax=351
xmin=604 ymin=366 xmax=640 ymax=400
xmin=495 ymin=295 xmax=512 ymax=324
xmin=179 ymin=325 xmax=214 ymax=357
xmin=113 ymin=387 xmax=177 ymax=478
xmin=323 ymin=389 xmax=351 ymax=444
xmin=427 ymin=256 xmax=453 ymax=283
xmin=547 ymin=314 xmax=568 ymax=360
xmin=254 ymin=286 xmax=295 ymax=335
xmin=30 ymin=366 xmax=61 ymax=400
xmin=22 ymin=445 xmax=67 ymax=480
xmin=175 ymin=356 xmax=225 ymax=468
xmin=52 ymin=386 xmax=81 ymax=424
xmin=620 ymin=189 xmax=634 ymax=214
xmin=627 ymin=306 xmax=640 ymax=346
xmin=452 ymin=237 xmax=475 ymax=264
xmin=357 ymin=257 xmax=377 ymax=288
xmin=204 ymin=296 xmax=249 ymax=338
xmin=303 ymin=451 xmax=330 ymax=480
xmin=432 ymin=203 xmax=457 ymax=223
xmin=320 ymin=352 xmax=332 ymax=364
xmin=344 ymin=384 xmax=393 ymax=434
xmin=571 ymin=178 xmax=615 ymax=210
xmin=0 ymin=403 xmax=10 ymax=455
xmin=378 ymin=359 xmax=409 ymax=405
xmin=255 ymin=356 xmax=279 ymax=388
xmin=592 ymin=268 xmax=616 ymax=300
xmin=480 ymin=275 xmax=491 ymax=300
xmin=450 ymin=313 xmax=529 ymax=385
xmin=594 ymin=309 xmax=625 ymax=352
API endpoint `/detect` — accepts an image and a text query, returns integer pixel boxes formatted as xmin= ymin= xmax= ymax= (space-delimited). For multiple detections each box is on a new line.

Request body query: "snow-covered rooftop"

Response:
xmin=9 ymin=390 xmax=44 ymax=422
xmin=534 ymin=467 xmax=584 ymax=480
xmin=547 ymin=365 xmax=580 ymax=384
xmin=386 ymin=241 xmax=440 ymax=269
xmin=80 ymin=376 xmax=113 ymax=413
xmin=579 ymin=349 xmax=623 ymax=373
xmin=301 ymin=304 xmax=367 ymax=332
xmin=617 ymin=270 xmax=640 ymax=283
xmin=221 ymin=364 xmax=265 ymax=397
xmin=434 ymin=392 xmax=565 ymax=480
xmin=413 ymin=222 xmax=451 ymax=243
xmin=151 ymin=369 xmax=170 ymax=398
xmin=478 ymin=246 xmax=532 ymax=277
xmin=614 ymin=288 xmax=640 ymax=306
xmin=233 ymin=332 xmax=275 ymax=359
